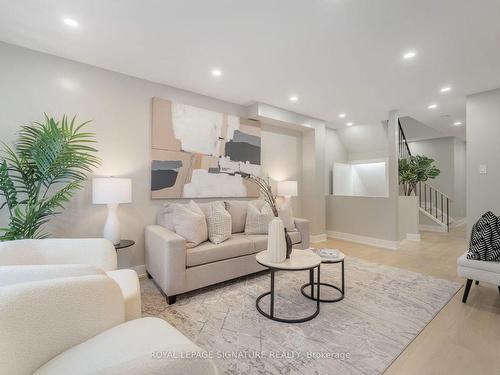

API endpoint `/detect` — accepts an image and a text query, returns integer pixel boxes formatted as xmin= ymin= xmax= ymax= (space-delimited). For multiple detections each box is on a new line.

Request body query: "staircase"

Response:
xmin=398 ymin=119 xmax=452 ymax=232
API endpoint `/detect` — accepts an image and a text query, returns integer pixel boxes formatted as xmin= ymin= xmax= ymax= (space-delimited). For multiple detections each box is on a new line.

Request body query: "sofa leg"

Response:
xmin=498 ymin=285 xmax=500 ymax=294
xmin=462 ymin=279 xmax=473 ymax=303
xmin=147 ymin=272 xmax=152 ymax=279
xmin=167 ymin=295 xmax=177 ymax=305
xmin=475 ymin=280 xmax=479 ymax=285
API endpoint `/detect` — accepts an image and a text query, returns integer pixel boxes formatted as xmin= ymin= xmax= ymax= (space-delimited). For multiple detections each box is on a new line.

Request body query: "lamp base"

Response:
xmin=103 ymin=203 xmax=121 ymax=245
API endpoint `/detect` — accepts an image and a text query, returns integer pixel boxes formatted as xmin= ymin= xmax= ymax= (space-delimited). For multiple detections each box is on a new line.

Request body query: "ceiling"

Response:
xmin=1 ymin=0 xmax=499 ymax=140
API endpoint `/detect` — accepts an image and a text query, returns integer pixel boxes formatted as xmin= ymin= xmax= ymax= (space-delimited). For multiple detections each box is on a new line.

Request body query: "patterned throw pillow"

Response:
xmin=467 ymin=211 xmax=500 ymax=261
xmin=201 ymin=202 xmax=232 ymax=245
xmin=245 ymin=201 xmax=274 ymax=234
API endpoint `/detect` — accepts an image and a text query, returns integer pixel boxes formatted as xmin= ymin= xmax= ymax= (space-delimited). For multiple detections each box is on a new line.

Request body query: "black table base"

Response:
xmin=301 ymin=260 xmax=344 ymax=303
xmin=256 ymin=265 xmax=321 ymax=323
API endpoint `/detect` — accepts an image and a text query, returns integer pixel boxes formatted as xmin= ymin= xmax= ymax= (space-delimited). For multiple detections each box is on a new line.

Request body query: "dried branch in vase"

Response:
xmin=240 ymin=173 xmax=278 ymax=217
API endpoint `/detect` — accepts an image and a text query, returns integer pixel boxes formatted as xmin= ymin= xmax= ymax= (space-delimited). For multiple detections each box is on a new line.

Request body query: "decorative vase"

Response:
xmin=284 ymin=228 xmax=293 ymax=259
xmin=267 ymin=217 xmax=286 ymax=263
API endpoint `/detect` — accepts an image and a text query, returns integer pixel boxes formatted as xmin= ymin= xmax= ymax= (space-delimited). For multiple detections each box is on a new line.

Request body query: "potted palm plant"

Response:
xmin=398 ymin=155 xmax=440 ymax=240
xmin=0 ymin=115 xmax=100 ymax=240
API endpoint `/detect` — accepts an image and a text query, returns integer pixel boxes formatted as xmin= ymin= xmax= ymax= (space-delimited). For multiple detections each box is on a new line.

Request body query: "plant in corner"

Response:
xmin=399 ymin=155 xmax=440 ymax=196
xmin=0 ymin=115 xmax=100 ymax=240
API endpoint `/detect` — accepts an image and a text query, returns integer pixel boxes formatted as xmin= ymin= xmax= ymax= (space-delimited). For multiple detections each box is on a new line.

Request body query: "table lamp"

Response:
xmin=277 ymin=180 xmax=298 ymax=200
xmin=92 ymin=177 xmax=132 ymax=245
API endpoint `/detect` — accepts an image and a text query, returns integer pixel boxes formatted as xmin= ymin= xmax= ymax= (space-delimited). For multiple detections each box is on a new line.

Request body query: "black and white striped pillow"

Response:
xmin=467 ymin=211 xmax=500 ymax=261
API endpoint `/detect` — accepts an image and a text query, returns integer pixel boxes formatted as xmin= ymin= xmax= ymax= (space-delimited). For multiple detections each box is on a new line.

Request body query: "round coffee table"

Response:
xmin=255 ymin=249 xmax=322 ymax=323
xmin=301 ymin=249 xmax=345 ymax=303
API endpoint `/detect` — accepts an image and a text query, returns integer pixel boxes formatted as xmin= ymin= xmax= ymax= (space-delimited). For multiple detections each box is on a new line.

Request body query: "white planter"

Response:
xmin=267 ymin=217 xmax=286 ymax=263
xmin=398 ymin=195 xmax=420 ymax=241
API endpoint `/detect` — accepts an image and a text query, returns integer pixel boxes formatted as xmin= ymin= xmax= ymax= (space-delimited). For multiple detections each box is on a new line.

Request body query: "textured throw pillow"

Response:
xmin=278 ymin=199 xmax=296 ymax=232
xmin=200 ymin=201 xmax=232 ymax=244
xmin=245 ymin=201 xmax=274 ymax=234
xmin=164 ymin=201 xmax=208 ymax=248
xmin=224 ymin=200 xmax=248 ymax=233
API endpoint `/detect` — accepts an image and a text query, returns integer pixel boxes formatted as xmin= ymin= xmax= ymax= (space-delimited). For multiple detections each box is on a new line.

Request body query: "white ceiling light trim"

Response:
xmin=289 ymin=95 xmax=299 ymax=102
xmin=453 ymin=121 xmax=463 ymax=126
xmin=427 ymin=104 xmax=438 ymax=109
xmin=440 ymin=86 xmax=451 ymax=93
xmin=338 ymin=113 xmax=346 ymax=118
xmin=63 ymin=18 xmax=79 ymax=28
xmin=403 ymin=50 xmax=417 ymax=59
xmin=346 ymin=122 xmax=353 ymax=127
xmin=211 ymin=68 xmax=222 ymax=77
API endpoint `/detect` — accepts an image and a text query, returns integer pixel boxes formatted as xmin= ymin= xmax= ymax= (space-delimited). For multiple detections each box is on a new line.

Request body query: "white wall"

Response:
xmin=261 ymin=124 xmax=303 ymax=217
xmin=325 ymin=128 xmax=348 ymax=194
xmin=466 ymin=88 xmax=500 ymax=235
xmin=453 ymin=138 xmax=467 ymax=219
xmin=0 ymin=42 xmax=304 ymax=268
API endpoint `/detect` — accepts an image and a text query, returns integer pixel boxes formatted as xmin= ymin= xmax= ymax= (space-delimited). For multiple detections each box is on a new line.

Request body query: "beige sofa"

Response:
xmin=145 ymin=200 xmax=310 ymax=304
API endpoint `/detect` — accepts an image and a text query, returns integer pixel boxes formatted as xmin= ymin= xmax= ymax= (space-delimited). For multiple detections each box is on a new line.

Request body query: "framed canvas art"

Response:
xmin=151 ymin=97 xmax=261 ymax=198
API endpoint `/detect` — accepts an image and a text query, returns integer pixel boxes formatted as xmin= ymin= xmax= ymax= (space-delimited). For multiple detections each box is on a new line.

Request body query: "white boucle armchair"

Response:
xmin=0 ymin=275 xmax=218 ymax=375
xmin=0 ymin=238 xmax=141 ymax=320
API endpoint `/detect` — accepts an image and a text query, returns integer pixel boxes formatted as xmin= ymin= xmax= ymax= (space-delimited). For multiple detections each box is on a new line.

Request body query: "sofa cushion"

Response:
xmin=288 ymin=230 xmax=302 ymax=245
xmin=235 ymin=232 xmax=302 ymax=253
xmin=224 ymin=201 xmax=248 ymax=233
xmin=457 ymin=253 xmax=500 ymax=273
xmin=186 ymin=237 xmax=255 ymax=267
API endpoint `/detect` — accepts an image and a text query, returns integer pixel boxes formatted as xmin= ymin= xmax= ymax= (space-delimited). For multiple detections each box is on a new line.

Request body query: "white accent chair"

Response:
xmin=0 ymin=238 xmax=141 ymax=320
xmin=0 ymin=275 xmax=218 ymax=375
xmin=457 ymin=252 xmax=500 ymax=303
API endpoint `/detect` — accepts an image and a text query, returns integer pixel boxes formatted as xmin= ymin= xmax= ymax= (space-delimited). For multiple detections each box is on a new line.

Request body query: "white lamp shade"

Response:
xmin=277 ymin=180 xmax=298 ymax=197
xmin=93 ymin=178 xmax=132 ymax=204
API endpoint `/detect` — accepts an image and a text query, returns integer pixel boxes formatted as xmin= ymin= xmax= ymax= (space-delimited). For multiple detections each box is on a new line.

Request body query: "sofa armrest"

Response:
xmin=0 ymin=238 xmax=117 ymax=271
xmin=294 ymin=218 xmax=310 ymax=249
xmin=145 ymin=225 xmax=187 ymax=296
xmin=0 ymin=275 xmax=124 ymax=375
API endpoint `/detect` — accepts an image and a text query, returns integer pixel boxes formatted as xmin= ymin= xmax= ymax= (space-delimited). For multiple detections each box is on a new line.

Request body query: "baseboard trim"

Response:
xmin=310 ymin=233 xmax=327 ymax=243
xmin=326 ymin=230 xmax=400 ymax=250
xmin=131 ymin=264 xmax=147 ymax=278
xmin=406 ymin=233 xmax=421 ymax=241
xmin=451 ymin=217 xmax=466 ymax=228
xmin=419 ymin=224 xmax=446 ymax=233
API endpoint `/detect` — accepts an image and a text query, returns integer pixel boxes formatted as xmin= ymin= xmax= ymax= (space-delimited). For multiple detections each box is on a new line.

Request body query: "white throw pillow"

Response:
xmin=278 ymin=199 xmax=296 ymax=231
xmin=200 ymin=201 xmax=232 ymax=244
xmin=245 ymin=201 xmax=275 ymax=234
xmin=164 ymin=201 xmax=208 ymax=248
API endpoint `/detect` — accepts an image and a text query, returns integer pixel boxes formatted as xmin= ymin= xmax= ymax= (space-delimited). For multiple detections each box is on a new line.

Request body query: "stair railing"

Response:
xmin=416 ymin=182 xmax=452 ymax=232
xmin=398 ymin=118 xmax=452 ymax=232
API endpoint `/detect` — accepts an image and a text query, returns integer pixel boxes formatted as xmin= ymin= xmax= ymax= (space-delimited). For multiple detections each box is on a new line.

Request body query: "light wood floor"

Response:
xmin=316 ymin=226 xmax=500 ymax=375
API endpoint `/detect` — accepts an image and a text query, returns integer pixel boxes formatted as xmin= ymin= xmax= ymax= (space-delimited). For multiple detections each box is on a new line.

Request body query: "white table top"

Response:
xmin=256 ymin=249 xmax=322 ymax=270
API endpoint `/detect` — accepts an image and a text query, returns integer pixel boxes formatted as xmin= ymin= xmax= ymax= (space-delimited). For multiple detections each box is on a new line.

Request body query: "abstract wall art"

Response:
xmin=151 ymin=97 xmax=261 ymax=198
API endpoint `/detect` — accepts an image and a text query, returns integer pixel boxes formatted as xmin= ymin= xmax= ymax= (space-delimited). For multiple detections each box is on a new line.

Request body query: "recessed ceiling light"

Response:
xmin=289 ymin=95 xmax=299 ymax=102
xmin=440 ymin=86 xmax=451 ymax=93
xmin=211 ymin=69 xmax=222 ymax=77
xmin=346 ymin=122 xmax=353 ymax=127
xmin=428 ymin=104 xmax=438 ymax=109
xmin=63 ymin=18 xmax=79 ymax=28
xmin=338 ymin=113 xmax=346 ymax=118
xmin=453 ymin=121 xmax=463 ymax=126
xmin=403 ymin=51 xmax=417 ymax=59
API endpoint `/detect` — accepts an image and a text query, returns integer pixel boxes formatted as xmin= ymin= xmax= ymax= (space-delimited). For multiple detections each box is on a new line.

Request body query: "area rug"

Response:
xmin=141 ymin=256 xmax=460 ymax=375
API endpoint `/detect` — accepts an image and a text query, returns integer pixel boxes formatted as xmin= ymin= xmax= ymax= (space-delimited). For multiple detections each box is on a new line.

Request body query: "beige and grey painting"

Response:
xmin=151 ymin=97 xmax=261 ymax=198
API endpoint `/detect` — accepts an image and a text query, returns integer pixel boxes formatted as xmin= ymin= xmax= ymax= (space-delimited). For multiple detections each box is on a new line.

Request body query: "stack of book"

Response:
xmin=318 ymin=248 xmax=341 ymax=261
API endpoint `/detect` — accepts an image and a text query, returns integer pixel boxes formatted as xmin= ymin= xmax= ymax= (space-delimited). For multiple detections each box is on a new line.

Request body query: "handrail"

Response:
xmin=420 ymin=182 xmax=453 ymax=201
xmin=398 ymin=119 xmax=451 ymax=231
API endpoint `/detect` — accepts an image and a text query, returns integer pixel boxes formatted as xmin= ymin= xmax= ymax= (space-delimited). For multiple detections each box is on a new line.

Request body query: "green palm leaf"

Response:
xmin=0 ymin=114 xmax=100 ymax=240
